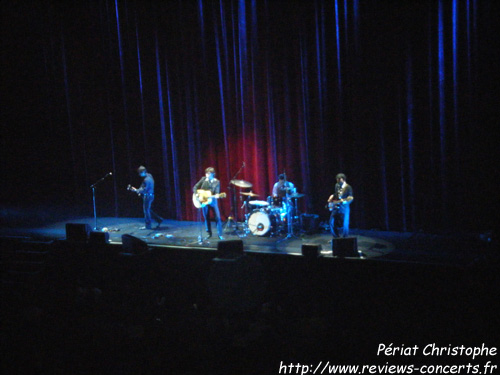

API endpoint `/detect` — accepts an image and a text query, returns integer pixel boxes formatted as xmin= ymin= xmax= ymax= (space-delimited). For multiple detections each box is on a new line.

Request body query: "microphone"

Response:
xmin=90 ymin=171 xmax=112 ymax=188
xmin=243 ymin=162 xmax=246 ymax=168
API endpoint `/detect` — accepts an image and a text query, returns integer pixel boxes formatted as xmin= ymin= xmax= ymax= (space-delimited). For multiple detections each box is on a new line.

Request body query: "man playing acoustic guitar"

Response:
xmin=327 ymin=173 xmax=353 ymax=237
xmin=193 ymin=167 xmax=225 ymax=240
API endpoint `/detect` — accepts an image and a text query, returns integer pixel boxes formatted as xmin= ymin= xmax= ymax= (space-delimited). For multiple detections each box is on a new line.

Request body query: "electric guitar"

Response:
xmin=127 ymin=184 xmax=140 ymax=195
xmin=192 ymin=189 xmax=227 ymax=208
xmin=326 ymin=197 xmax=353 ymax=211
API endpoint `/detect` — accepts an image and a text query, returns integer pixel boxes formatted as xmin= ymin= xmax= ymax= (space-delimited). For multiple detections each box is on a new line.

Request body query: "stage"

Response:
xmin=0 ymin=211 xmax=489 ymax=266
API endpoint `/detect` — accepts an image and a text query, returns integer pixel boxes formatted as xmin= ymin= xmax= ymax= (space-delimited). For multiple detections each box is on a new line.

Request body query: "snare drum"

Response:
xmin=248 ymin=209 xmax=279 ymax=236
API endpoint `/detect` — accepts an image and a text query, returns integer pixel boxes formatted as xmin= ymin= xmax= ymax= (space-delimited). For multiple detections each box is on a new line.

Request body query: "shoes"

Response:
xmin=206 ymin=233 xmax=212 ymax=238
xmin=218 ymin=236 xmax=225 ymax=240
xmin=140 ymin=226 xmax=152 ymax=230
xmin=155 ymin=219 xmax=163 ymax=229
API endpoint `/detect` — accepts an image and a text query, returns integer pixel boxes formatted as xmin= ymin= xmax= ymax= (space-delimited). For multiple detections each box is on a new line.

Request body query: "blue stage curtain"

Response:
xmin=2 ymin=0 xmax=497 ymax=233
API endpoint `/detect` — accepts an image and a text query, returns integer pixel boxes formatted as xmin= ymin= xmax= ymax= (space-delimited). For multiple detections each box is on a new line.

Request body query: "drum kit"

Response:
xmin=229 ymin=179 xmax=305 ymax=237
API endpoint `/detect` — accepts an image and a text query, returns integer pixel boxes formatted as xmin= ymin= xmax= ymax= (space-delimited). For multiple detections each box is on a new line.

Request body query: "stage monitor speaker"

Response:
xmin=217 ymin=239 xmax=244 ymax=258
xmin=301 ymin=214 xmax=320 ymax=234
xmin=301 ymin=243 xmax=321 ymax=258
xmin=89 ymin=231 xmax=110 ymax=246
xmin=65 ymin=223 xmax=91 ymax=242
xmin=332 ymin=237 xmax=359 ymax=258
xmin=121 ymin=234 xmax=148 ymax=254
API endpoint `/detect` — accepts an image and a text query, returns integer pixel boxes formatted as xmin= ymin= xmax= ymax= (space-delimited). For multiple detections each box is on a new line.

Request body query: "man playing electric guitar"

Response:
xmin=193 ymin=167 xmax=225 ymax=240
xmin=128 ymin=166 xmax=164 ymax=230
xmin=327 ymin=173 xmax=354 ymax=237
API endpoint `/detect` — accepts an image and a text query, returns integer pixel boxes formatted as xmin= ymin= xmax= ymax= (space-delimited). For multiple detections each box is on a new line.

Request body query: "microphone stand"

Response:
xmin=278 ymin=170 xmax=298 ymax=242
xmin=187 ymin=187 xmax=210 ymax=246
xmin=90 ymin=173 xmax=112 ymax=231
xmin=284 ymin=171 xmax=293 ymax=237
xmin=228 ymin=163 xmax=245 ymax=224
xmin=196 ymin=203 xmax=208 ymax=245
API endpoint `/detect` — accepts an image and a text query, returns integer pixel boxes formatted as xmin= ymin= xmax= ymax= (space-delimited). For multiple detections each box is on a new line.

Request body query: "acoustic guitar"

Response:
xmin=193 ymin=189 xmax=227 ymax=208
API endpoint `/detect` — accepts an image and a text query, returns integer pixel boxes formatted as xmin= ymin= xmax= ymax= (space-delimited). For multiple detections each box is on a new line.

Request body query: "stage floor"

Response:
xmin=0 ymin=217 xmax=393 ymax=258
xmin=0 ymin=214 xmax=489 ymax=265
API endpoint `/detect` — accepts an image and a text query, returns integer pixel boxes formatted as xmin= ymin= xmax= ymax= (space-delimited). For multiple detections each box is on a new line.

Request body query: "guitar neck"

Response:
xmin=327 ymin=197 xmax=352 ymax=210
xmin=197 ymin=190 xmax=226 ymax=197
xmin=193 ymin=190 xmax=226 ymax=208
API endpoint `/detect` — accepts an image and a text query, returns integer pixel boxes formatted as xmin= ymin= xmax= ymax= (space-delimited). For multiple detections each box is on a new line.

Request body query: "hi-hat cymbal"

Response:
xmin=289 ymin=193 xmax=305 ymax=198
xmin=230 ymin=179 xmax=253 ymax=188
xmin=241 ymin=191 xmax=259 ymax=197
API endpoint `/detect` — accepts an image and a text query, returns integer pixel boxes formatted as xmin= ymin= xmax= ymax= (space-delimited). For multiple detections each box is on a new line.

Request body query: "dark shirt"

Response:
xmin=335 ymin=182 xmax=353 ymax=201
xmin=333 ymin=183 xmax=353 ymax=214
xmin=193 ymin=177 xmax=220 ymax=195
xmin=137 ymin=173 xmax=154 ymax=195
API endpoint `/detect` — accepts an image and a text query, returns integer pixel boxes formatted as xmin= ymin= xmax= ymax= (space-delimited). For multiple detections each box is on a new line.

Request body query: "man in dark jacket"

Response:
xmin=130 ymin=166 xmax=163 ymax=230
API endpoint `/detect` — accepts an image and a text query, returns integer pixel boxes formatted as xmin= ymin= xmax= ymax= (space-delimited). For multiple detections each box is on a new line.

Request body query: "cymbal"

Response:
xmin=230 ymin=179 xmax=253 ymax=188
xmin=241 ymin=192 xmax=259 ymax=197
xmin=289 ymin=193 xmax=305 ymax=198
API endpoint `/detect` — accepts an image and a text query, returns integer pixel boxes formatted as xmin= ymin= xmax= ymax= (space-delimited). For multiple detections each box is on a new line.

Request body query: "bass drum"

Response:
xmin=248 ymin=210 xmax=278 ymax=236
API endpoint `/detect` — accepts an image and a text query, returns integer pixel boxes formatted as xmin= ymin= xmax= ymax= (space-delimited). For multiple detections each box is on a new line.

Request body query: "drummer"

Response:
xmin=272 ymin=174 xmax=296 ymax=199
xmin=271 ymin=174 xmax=296 ymax=214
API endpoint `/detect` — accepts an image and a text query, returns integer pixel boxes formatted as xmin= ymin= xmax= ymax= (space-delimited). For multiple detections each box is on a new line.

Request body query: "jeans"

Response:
xmin=202 ymin=200 xmax=223 ymax=236
xmin=330 ymin=206 xmax=350 ymax=237
xmin=143 ymin=194 xmax=162 ymax=228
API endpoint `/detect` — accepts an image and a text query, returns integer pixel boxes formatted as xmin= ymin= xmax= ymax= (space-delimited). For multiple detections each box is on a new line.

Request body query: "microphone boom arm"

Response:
xmin=90 ymin=172 xmax=112 ymax=188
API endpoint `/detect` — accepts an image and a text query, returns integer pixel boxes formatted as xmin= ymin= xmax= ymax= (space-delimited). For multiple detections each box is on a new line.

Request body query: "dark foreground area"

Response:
xmin=1 ymin=237 xmax=499 ymax=374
